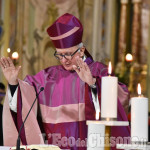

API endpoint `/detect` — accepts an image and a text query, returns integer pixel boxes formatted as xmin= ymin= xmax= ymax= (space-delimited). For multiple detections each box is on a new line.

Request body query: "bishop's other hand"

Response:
xmin=0 ymin=57 xmax=21 ymax=85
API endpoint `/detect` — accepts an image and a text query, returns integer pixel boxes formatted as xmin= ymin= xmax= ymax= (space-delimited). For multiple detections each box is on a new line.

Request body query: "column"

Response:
xmin=118 ymin=0 xmax=128 ymax=62
xmin=92 ymin=0 xmax=102 ymax=61
xmin=131 ymin=0 xmax=142 ymax=62
xmin=0 ymin=0 xmax=10 ymax=84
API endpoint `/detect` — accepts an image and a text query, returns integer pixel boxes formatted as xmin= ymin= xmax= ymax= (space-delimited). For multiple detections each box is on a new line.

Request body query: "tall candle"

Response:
xmin=87 ymin=123 xmax=105 ymax=150
xmin=101 ymin=62 xmax=118 ymax=120
xmin=131 ymin=84 xmax=148 ymax=142
xmin=87 ymin=110 xmax=105 ymax=149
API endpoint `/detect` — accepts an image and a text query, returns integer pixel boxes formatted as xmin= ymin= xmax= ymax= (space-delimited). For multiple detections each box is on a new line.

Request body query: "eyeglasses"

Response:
xmin=54 ymin=48 xmax=80 ymax=60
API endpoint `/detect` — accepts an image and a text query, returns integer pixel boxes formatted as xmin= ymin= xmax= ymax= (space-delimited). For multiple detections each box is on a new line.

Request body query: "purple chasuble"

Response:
xmin=17 ymin=57 xmax=130 ymax=150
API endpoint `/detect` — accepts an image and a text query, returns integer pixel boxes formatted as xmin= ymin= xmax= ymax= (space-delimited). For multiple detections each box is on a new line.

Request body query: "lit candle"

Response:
xmin=86 ymin=110 xmax=105 ymax=150
xmin=12 ymin=52 xmax=19 ymax=60
xmin=131 ymin=83 xmax=148 ymax=143
xmin=7 ymin=48 xmax=11 ymax=53
xmin=125 ymin=53 xmax=133 ymax=62
xmin=87 ymin=123 xmax=105 ymax=150
xmin=101 ymin=62 xmax=118 ymax=120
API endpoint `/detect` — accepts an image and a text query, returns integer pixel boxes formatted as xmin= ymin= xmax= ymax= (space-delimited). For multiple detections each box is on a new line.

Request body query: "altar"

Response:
xmin=0 ymin=146 xmax=10 ymax=150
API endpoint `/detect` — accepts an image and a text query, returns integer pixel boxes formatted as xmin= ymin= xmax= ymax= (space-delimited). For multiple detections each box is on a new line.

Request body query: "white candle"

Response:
xmin=87 ymin=123 xmax=105 ymax=150
xmin=101 ymin=62 xmax=118 ymax=120
xmin=87 ymin=110 xmax=105 ymax=149
xmin=131 ymin=84 xmax=148 ymax=143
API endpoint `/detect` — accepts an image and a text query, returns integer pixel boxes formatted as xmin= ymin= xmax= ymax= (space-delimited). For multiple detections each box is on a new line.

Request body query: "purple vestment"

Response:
xmin=3 ymin=57 xmax=130 ymax=150
xmin=23 ymin=57 xmax=130 ymax=149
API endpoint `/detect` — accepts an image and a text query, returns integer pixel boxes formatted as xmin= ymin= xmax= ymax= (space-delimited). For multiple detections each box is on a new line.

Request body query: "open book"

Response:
xmin=11 ymin=144 xmax=61 ymax=150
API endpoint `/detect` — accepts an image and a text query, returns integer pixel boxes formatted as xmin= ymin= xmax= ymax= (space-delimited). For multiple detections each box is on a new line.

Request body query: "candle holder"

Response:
xmin=86 ymin=61 xmax=129 ymax=150
xmin=101 ymin=118 xmax=117 ymax=121
xmin=86 ymin=120 xmax=129 ymax=150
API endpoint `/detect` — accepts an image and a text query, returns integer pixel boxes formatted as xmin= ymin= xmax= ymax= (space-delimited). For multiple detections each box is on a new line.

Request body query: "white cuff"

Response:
xmin=8 ymin=86 xmax=18 ymax=113
xmin=91 ymin=89 xmax=100 ymax=113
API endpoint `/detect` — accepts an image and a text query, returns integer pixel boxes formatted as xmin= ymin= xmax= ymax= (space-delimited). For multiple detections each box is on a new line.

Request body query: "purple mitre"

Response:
xmin=47 ymin=13 xmax=83 ymax=49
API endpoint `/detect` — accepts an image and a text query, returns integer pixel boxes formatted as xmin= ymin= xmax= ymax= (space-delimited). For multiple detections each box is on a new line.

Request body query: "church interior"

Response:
xmin=1 ymin=0 xmax=150 ymax=98
xmin=0 ymin=0 xmax=150 ymax=148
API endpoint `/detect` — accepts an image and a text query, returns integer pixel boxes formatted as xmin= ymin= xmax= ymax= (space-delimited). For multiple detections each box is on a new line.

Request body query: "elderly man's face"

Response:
xmin=56 ymin=45 xmax=85 ymax=71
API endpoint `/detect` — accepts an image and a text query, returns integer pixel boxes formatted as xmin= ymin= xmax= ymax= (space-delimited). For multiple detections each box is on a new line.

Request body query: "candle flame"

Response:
xmin=125 ymin=53 xmax=133 ymax=62
xmin=96 ymin=110 xmax=100 ymax=120
xmin=7 ymin=48 xmax=11 ymax=53
xmin=108 ymin=62 xmax=112 ymax=75
xmin=12 ymin=52 xmax=19 ymax=60
xmin=137 ymin=83 xmax=141 ymax=96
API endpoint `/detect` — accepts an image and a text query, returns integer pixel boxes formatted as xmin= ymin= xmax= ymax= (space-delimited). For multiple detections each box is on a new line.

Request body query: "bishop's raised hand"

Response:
xmin=73 ymin=56 xmax=96 ymax=86
xmin=0 ymin=57 xmax=21 ymax=85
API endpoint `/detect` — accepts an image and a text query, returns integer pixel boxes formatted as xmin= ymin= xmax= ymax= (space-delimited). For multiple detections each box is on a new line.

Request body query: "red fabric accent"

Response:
xmin=95 ymin=77 xmax=102 ymax=117
xmin=17 ymin=86 xmax=27 ymax=145
xmin=128 ymin=112 xmax=131 ymax=121
xmin=84 ymin=83 xmax=95 ymax=120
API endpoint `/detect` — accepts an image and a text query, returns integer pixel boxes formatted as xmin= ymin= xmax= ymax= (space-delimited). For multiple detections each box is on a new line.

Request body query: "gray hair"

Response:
xmin=78 ymin=42 xmax=83 ymax=48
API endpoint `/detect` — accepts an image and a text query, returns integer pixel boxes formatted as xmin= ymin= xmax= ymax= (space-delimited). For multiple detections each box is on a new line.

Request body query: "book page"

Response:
xmin=11 ymin=144 xmax=61 ymax=150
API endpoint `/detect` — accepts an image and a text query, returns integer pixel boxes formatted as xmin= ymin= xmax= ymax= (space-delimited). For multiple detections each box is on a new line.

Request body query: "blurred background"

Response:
xmin=0 ymin=0 xmax=150 ymax=109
